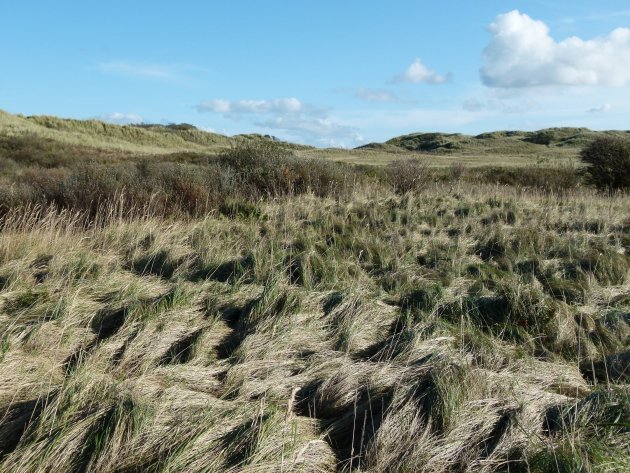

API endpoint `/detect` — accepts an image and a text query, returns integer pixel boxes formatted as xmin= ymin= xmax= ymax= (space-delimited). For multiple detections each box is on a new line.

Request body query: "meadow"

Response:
xmin=0 ymin=111 xmax=628 ymax=472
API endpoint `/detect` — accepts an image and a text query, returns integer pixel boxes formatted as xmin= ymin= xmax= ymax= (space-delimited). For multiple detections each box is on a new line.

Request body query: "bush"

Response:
xmin=219 ymin=140 xmax=293 ymax=197
xmin=388 ymin=158 xmax=433 ymax=194
xmin=475 ymin=166 xmax=580 ymax=191
xmin=0 ymin=139 xmax=357 ymax=218
xmin=525 ymin=130 xmax=555 ymax=145
xmin=580 ymin=137 xmax=630 ymax=191
xmin=220 ymin=140 xmax=352 ymax=199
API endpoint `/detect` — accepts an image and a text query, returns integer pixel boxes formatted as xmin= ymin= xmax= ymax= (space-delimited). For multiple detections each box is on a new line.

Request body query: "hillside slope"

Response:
xmin=0 ymin=110 xmax=309 ymax=157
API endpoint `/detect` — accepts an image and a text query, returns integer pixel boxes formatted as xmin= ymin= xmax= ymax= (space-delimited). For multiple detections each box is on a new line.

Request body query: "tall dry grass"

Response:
xmin=0 ymin=181 xmax=628 ymax=472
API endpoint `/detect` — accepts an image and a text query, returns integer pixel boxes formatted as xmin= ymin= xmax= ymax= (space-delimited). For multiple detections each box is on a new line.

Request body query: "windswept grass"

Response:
xmin=0 ymin=180 xmax=628 ymax=472
xmin=0 ymin=109 xmax=235 ymax=155
xmin=0 ymin=109 xmax=628 ymax=471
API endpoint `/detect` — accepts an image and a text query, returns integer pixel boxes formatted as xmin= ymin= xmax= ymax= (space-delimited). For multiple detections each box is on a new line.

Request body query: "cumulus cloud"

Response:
xmin=587 ymin=103 xmax=612 ymax=113
xmin=98 ymin=112 xmax=143 ymax=125
xmin=392 ymin=59 xmax=450 ymax=84
xmin=196 ymin=97 xmax=361 ymax=147
xmin=482 ymin=10 xmax=630 ymax=88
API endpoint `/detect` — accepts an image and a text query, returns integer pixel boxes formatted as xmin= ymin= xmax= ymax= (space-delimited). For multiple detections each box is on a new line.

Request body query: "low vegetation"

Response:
xmin=0 ymin=111 xmax=628 ymax=472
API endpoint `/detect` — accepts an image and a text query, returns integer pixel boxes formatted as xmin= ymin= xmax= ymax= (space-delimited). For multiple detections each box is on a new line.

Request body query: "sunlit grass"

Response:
xmin=0 ymin=182 xmax=627 ymax=472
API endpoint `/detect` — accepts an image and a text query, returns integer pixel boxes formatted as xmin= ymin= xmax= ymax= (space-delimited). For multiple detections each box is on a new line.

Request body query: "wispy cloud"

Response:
xmin=336 ymin=108 xmax=491 ymax=134
xmin=462 ymin=93 xmax=535 ymax=114
xmin=558 ymin=9 xmax=630 ymax=25
xmin=196 ymin=97 xmax=361 ymax=147
xmin=195 ymin=98 xmax=320 ymax=115
xmin=462 ymin=99 xmax=485 ymax=113
xmin=391 ymin=59 xmax=451 ymax=84
xmin=587 ymin=103 xmax=612 ymax=114
xmin=254 ymin=116 xmax=362 ymax=147
xmin=96 ymin=61 xmax=195 ymax=82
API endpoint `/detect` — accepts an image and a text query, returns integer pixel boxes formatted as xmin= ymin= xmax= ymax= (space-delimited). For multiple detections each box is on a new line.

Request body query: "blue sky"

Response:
xmin=2 ymin=1 xmax=630 ymax=147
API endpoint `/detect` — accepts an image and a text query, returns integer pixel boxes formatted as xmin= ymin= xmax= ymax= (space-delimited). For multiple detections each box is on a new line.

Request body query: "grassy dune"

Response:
xmin=0 ymin=110 xmax=309 ymax=157
xmin=0 ymin=110 xmax=227 ymax=155
xmin=308 ymin=128 xmax=630 ymax=167
xmin=0 ymin=110 xmax=629 ymax=472
xmin=0 ymin=183 xmax=628 ymax=472
xmin=2 ymin=109 xmax=628 ymax=167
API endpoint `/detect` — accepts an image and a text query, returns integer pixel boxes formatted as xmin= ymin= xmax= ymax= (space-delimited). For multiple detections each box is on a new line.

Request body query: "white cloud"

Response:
xmin=587 ymin=103 xmax=612 ymax=113
xmin=482 ymin=10 xmax=630 ymax=88
xmin=98 ymin=112 xmax=143 ymax=125
xmin=255 ymin=116 xmax=363 ymax=147
xmin=392 ymin=59 xmax=450 ymax=84
xmin=196 ymin=97 xmax=361 ymax=147
xmin=196 ymin=97 xmax=307 ymax=114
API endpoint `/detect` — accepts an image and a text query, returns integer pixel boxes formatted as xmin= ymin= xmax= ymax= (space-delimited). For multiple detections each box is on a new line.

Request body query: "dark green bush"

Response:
xmin=580 ymin=137 xmax=630 ymax=190
xmin=475 ymin=166 xmax=580 ymax=190
xmin=219 ymin=140 xmax=351 ymax=199
xmin=219 ymin=140 xmax=293 ymax=197
xmin=525 ymin=130 xmax=555 ymax=145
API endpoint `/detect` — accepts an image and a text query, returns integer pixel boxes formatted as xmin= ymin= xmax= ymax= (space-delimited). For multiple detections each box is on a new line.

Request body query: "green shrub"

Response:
xmin=220 ymin=140 xmax=352 ymax=199
xmin=475 ymin=166 xmax=580 ymax=190
xmin=525 ymin=130 xmax=555 ymax=145
xmin=580 ymin=137 xmax=630 ymax=190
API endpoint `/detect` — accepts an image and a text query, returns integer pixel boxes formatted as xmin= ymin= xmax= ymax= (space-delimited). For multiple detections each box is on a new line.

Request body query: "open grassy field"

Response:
xmin=296 ymin=146 xmax=580 ymax=168
xmin=0 ymin=111 xmax=629 ymax=472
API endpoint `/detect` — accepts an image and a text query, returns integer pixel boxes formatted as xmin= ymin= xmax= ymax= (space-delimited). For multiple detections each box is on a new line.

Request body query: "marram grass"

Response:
xmin=0 ymin=182 xmax=628 ymax=472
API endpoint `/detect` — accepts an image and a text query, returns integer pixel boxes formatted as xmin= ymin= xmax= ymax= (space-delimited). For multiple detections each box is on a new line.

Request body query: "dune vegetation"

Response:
xmin=0 ymin=111 xmax=628 ymax=472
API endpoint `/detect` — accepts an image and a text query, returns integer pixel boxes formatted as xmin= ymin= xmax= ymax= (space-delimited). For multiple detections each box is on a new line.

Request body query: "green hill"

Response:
xmin=370 ymin=127 xmax=630 ymax=156
xmin=2 ymin=109 xmax=629 ymax=169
